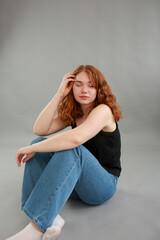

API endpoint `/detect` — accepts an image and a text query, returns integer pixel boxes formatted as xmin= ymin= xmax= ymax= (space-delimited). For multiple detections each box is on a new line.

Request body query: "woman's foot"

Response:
xmin=42 ymin=226 xmax=61 ymax=240
xmin=52 ymin=215 xmax=65 ymax=228
xmin=6 ymin=223 xmax=43 ymax=240
xmin=42 ymin=215 xmax=65 ymax=240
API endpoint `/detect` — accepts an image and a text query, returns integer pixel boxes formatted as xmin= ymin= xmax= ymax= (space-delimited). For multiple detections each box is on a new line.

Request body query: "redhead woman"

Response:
xmin=6 ymin=65 xmax=122 ymax=240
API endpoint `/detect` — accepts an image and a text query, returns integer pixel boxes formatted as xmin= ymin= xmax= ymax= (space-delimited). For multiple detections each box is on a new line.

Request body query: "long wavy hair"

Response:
xmin=57 ymin=65 xmax=122 ymax=126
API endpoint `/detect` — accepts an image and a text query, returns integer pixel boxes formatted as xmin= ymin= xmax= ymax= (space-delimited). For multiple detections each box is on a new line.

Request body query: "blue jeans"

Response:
xmin=21 ymin=137 xmax=118 ymax=232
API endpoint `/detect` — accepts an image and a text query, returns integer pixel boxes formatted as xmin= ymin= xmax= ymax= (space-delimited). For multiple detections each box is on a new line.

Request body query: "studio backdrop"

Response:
xmin=0 ymin=0 xmax=160 ymax=143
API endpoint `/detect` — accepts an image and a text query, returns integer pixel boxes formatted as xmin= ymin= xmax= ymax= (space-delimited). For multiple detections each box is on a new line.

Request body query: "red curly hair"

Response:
xmin=58 ymin=65 xmax=122 ymax=126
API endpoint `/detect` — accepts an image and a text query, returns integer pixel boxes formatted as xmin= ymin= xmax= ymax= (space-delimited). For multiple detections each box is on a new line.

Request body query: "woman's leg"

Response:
xmin=21 ymin=146 xmax=82 ymax=232
xmin=6 ymin=136 xmax=63 ymax=240
xmin=21 ymin=144 xmax=118 ymax=233
xmin=72 ymin=146 xmax=118 ymax=205
xmin=21 ymin=136 xmax=54 ymax=209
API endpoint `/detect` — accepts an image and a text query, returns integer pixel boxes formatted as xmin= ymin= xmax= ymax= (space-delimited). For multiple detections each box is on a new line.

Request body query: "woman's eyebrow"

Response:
xmin=75 ymin=80 xmax=92 ymax=83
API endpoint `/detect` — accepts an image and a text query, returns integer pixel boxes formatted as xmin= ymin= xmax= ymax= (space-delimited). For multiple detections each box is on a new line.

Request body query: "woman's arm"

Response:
xmin=16 ymin=104 xmax=112 ymax=166
xmin=33 ymin=104 xmax=111 ymax=151
xmin=33 ymin=94 xmax=64 ymax=136
xmin=33 ymin=73 xmax=75 ymax=136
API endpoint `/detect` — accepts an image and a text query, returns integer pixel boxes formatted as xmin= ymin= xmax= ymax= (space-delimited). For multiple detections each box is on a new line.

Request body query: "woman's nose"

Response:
xmin=81 ymin=86 xmax=88 ymax=93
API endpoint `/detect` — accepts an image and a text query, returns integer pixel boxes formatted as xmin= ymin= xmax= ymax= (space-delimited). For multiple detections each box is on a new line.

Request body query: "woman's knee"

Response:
xmin=79 ymin=188 xmax=117 ymax=206
xmin=80 ymin=196 xmax=112 ymax=206
xmin=30 ymin=136 xmax=47 ymax=145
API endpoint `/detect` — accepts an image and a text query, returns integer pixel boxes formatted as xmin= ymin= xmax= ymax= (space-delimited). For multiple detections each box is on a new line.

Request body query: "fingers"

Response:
xmin=15 ymin=152 xmax=30 ymax=167
xmin=15 ymin=146 xmax=35 ymax=167
xmin=67 ymin=81 xmax=74 ymax=89
xmin=15 ymin=149 xmax=22 ymax=167
xmin=16 ymin=153 xmax=29 ymax=167
xmin=22 ymin=153 xmax=35 ymax=163
xmin=15 ymin=152 xmax=23 ymax=167
xmin=22 ymin=154 xmax=29 ymax=163
xmin=58 ymin=73 xmax=76 ymax=98
xmin=66 ymin=74 xmax=76 ymax=88
xmin=66 ymin=72 xmax=75 ymax=77
xmin=64 ymin=73 xmax=75 ymax=82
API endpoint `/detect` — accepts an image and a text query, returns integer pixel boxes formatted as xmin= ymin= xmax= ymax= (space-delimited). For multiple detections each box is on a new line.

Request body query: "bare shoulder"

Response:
xmin=87 ymin=104 xmax=114 ymax=126
xmin=93 ymin=104 xmax=116 ymax=132
xmin=92 ymin=104 xmax=113 ymax=117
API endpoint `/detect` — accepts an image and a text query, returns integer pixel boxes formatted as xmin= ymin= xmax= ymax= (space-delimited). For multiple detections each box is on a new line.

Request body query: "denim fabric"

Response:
xmin=21 ymin=137 xmax=118 ymax=232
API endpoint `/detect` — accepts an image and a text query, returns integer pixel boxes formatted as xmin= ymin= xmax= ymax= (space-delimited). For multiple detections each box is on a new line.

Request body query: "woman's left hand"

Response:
xmin=15 ymin=146 xmax=36 ymax=167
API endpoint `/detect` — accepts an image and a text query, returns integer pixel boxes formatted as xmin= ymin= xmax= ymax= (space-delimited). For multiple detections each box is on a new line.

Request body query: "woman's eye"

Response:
xmin=75 ymin=83 xmax=81 ymax=87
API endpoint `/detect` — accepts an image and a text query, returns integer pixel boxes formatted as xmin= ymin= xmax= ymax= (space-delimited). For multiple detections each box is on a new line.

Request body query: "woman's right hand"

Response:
xmin=57 ymin=73 xmax=75 ymax=99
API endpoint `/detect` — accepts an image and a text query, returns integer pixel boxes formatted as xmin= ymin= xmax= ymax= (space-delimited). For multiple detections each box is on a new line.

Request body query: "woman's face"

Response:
xmin=72 ymin=71 xmax=97 ymax=107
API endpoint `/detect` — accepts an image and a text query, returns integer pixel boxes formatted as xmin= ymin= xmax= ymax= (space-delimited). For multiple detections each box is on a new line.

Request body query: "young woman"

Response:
xmin=7 ymin=65 xmax=122 ymax=240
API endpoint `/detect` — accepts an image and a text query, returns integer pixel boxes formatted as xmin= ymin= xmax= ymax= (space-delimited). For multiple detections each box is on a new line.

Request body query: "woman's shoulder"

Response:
xmin=93 ymin=104 xmax=113 ymax=116
xmin=94 ymin=104 xmax=116 ymax=132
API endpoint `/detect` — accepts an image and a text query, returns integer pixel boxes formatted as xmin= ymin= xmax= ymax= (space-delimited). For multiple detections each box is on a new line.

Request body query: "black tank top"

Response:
xmin=72 ymin=121 xmax=121 ymax=177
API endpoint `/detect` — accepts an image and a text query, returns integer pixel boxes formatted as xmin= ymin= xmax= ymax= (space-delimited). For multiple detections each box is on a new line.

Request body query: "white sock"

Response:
xmin=42 ymin=226 xmax=61 ymax=240
xmin=52 ymin=215 xmax=65 ymax=228
xmin=42 ymin=215 xmax=65 ymax=240
xmin=6 ymin=223 xmax=43 ymax=240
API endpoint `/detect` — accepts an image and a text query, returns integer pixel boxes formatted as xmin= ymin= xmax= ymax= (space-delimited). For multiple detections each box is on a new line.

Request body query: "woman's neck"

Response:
xmin=80 ymin=105 xmax=90 ymax=118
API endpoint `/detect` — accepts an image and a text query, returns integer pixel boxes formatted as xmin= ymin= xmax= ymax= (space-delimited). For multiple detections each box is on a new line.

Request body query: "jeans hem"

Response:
xmin=22 ymin=207 xmax=46 ymax=232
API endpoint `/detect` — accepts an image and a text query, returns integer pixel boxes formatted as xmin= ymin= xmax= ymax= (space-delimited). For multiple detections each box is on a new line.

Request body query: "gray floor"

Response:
xmin=1 ymin=129 xmax=160 ymax=240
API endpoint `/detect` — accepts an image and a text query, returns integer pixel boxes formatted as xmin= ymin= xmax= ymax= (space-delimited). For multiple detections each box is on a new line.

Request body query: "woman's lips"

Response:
xmin=80 ymin=96 xmax=89 ymax=99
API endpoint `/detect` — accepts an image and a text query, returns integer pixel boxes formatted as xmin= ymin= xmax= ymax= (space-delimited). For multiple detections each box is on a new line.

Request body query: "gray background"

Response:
xmin=0 ymin=0 xmax=160 ymax=239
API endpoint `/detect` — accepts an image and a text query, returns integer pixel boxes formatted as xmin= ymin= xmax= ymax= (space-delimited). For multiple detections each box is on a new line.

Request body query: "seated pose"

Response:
xmin=6 ymin=65 xmax=122 ymax=240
